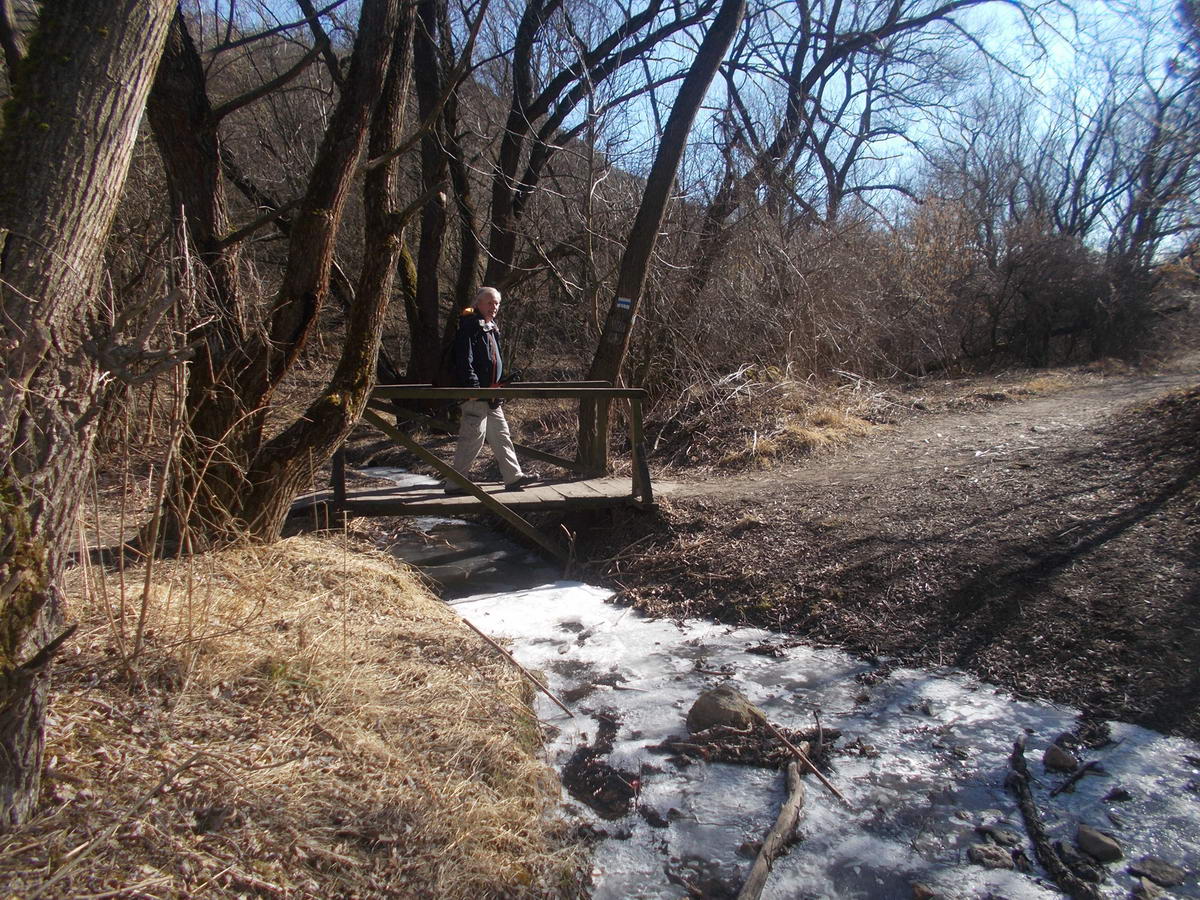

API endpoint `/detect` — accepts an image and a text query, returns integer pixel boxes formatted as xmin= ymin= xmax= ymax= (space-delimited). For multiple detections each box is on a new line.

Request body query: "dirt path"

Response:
xmin=664 ymin=362 xmax=1200 ymax=499
xmin=586 ymin=359 xmax=1200 ymax=741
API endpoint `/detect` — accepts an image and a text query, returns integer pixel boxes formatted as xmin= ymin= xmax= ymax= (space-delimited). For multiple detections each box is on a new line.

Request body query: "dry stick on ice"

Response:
xmin=458 ymin=615 xmax=575 ymax=718
xmin=764 ymin=719 xmax=851 ymax=807
xmin=737 ymin=760 xmax=807 ymax=900
xmin=1049 ymin=759 xmax=1102 ymax=798
xmin=1006 ymin=736 xmax=1101 ymax=900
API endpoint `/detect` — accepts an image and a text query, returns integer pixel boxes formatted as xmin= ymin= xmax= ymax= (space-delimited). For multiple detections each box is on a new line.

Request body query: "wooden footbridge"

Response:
xmin=297 ymin=382 xmax=658 ymax=561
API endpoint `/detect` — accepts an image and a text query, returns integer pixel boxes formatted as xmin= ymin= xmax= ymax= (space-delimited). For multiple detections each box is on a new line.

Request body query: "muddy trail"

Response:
xmin=578 ymin=359 xmax=1200 ymax=742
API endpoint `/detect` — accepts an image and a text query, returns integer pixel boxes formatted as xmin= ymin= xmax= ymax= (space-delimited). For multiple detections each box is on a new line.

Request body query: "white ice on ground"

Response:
xmin=455 ymin=582 xmax=1200 ymax=900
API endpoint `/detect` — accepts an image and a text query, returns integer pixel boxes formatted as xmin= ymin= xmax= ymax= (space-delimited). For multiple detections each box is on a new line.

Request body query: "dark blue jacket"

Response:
xmin=452 ymin=310 xmax=503 ymax=389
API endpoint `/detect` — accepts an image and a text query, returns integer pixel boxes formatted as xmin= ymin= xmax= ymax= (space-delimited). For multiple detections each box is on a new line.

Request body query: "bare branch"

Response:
xmin=205 ymin=0 xmax=350 ymax=56
xmin=360 ymin=0 xmax=492 ymax=175
xmin=297 ymin=0 xmax=346 ymax=89
xmin=219 ymin=196 xmax=303 ymax=248
xmin=211 ymin=38 xmax=325 ymax=123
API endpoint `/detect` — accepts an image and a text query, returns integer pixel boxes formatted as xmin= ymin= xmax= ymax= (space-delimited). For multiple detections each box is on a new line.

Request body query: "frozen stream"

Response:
xmin=372 ymin=473 xmax=1199 ymax=898
xmin=455 ymin=583 xmax=1199 ymax=899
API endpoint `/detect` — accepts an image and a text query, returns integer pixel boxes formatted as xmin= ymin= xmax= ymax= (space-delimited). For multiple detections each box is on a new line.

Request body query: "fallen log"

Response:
xmin=1005 ymin=736 xmax=1101 ymax=900
xmin=737 ymin=761 xmax=806 ymax=900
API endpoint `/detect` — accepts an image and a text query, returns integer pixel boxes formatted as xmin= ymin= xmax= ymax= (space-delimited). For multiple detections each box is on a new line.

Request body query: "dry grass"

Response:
xmin=0 ymin=536 xmax=577 ymax=898
xmin=719 ymin=403 xmax=876 ymax=469
xmin=1019 ymin=373 xmax=1075 ymax=394
xmin=644 ymin=372 xmax=885 ymax=472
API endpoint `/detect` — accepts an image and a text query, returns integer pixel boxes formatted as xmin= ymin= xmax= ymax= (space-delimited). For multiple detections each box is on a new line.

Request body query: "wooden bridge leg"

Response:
xmin=629 ymin=398 xmax=653 ymax=506
xmin=361 ymin=408 xmax=570 ymax=562
xmin=577 ymin=396 xmax=612 ymax=477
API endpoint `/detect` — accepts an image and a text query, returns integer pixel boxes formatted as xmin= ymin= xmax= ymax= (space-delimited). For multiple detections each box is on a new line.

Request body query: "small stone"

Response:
xmin=1128 ymin=856 xmax=1188 ymax=887
xmin=1044 ymin=744 xmax=1079 ymax=771
xmin=1056 ymin=839 xmax=1104 ymax=883
xmin=1104 ymin=786 xmax=1133 ymax=802
xmin=976 ymin=823 xmax=1022 ymax=846
xmin=639 ymin=806 xmax=669 ymax=829
xmin=686 ymin=686 xmax=767 ymax=734
xmin=911 ymin=882 xmax=937 ymax=899
xmin=1132 ymin=876 xmax=1164 ymax=899
xmin=968 ymin=843 xmax=1014 ymax=869
xmin=1077 ymin=823 xmax=1123 ymax=863
xmin=1013 ymin=847 xmax=1033 ymax=873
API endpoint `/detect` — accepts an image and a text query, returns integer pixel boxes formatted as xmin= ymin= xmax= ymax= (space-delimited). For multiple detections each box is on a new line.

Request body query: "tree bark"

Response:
xmin=241 ymin=0 xmax=414 ymax=540
xmin=737 ymin=761 xmax=807 ymax=900
xmin=407 ymin=0 xmax=452 ymax=383
xmin=147 ymin=9 xmax=256 ymax=545
xmin=0 ymin=0 xmax=175 ymax=827
xmin=148 ymin=0 xmax=406 ymax=545
xmin=580 ymin=0 xmax=746 ymax=472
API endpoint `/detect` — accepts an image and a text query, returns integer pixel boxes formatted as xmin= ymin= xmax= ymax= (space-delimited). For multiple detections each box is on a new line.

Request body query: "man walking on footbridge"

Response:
xmin=444 ymin=287 xmax=537 ymax=495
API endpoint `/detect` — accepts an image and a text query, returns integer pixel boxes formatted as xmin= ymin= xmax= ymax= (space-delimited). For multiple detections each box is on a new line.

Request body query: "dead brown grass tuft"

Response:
xmin=717 ymin=396 xmax=877 ymax=470
xmin=0 ymin=536 xmax=577 ymax=898
xmin=1017 ymin=373 xmax=1074 ymax=394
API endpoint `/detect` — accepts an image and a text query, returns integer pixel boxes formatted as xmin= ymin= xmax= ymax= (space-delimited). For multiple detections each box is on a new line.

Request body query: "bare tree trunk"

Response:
xmin=579 ymin=0 xmax=746 ymax=472
xmin=147 ymin=9 xmax=255 ymax=546
xmin=0 ymin=0 xmax=175 ymax=827
xmin=406 ymin=0 xmax=451 ymax=383
xmin=148 ymin=0 xmax=406 ymax=546
xmin=241 ymin=1 xmax=415 ymax=540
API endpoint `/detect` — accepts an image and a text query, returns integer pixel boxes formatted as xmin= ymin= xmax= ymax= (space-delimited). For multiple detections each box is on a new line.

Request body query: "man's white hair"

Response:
xmin=475 ymin=286 xmax=501 ymax=304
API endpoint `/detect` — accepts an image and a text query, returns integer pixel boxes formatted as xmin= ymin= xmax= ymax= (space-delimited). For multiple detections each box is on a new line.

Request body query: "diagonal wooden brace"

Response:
xmin=360 ymin=408 xmax=569 ymax=562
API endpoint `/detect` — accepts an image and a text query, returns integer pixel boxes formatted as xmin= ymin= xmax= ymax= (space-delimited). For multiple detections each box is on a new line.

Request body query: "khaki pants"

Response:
xmin=450 ymin=400 xmax=524 ymax=484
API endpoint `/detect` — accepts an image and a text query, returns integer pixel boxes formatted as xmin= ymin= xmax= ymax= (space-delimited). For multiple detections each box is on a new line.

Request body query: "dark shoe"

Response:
xmin=443 ymin=483 xmax=469 ymax=496
xmin=504 ymin=475 xmax=537 ymax=492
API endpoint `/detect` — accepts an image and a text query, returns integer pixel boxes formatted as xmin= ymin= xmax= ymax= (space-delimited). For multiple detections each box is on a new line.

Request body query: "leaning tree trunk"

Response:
xmin=240 ymin=0 xmax=415 ymax=540
xmin=0 ymin=0 xmax=175 ymax=827
xmin=579 ymin=0 xmax=746 ymax=473
xmin=151 ymin=0 xmax=404 ymax=546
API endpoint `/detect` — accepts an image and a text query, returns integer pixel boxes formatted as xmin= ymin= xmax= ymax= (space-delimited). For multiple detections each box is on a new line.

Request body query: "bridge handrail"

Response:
xmin=363 ymin=381 xmax=652 ymax=505
xmin=371 ymin=384 xmax=646 ymax=401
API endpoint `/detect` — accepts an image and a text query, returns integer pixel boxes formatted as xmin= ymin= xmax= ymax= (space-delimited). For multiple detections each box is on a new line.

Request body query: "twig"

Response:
xmin=1049 ymin=759 xmax=1103 ymax=797
xmin=1006 ymin=736 xmax=1101 ymax=900
xmin=763 ymin=719 xmax=850 ymax=806
xmin=457 ymin=615 xmax=574 ymax=718
xmin=737 ymin=761 xmax=807 ymax=900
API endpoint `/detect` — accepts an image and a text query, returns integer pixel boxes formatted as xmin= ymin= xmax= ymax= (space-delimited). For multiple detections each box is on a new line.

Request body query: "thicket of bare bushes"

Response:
xmin=89 ymin=0 xmax=1198 ymax=447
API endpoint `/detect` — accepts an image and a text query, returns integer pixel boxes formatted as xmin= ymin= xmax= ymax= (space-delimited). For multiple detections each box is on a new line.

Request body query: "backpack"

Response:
xmin=433 ymin=307 xmax=473 ymax=388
